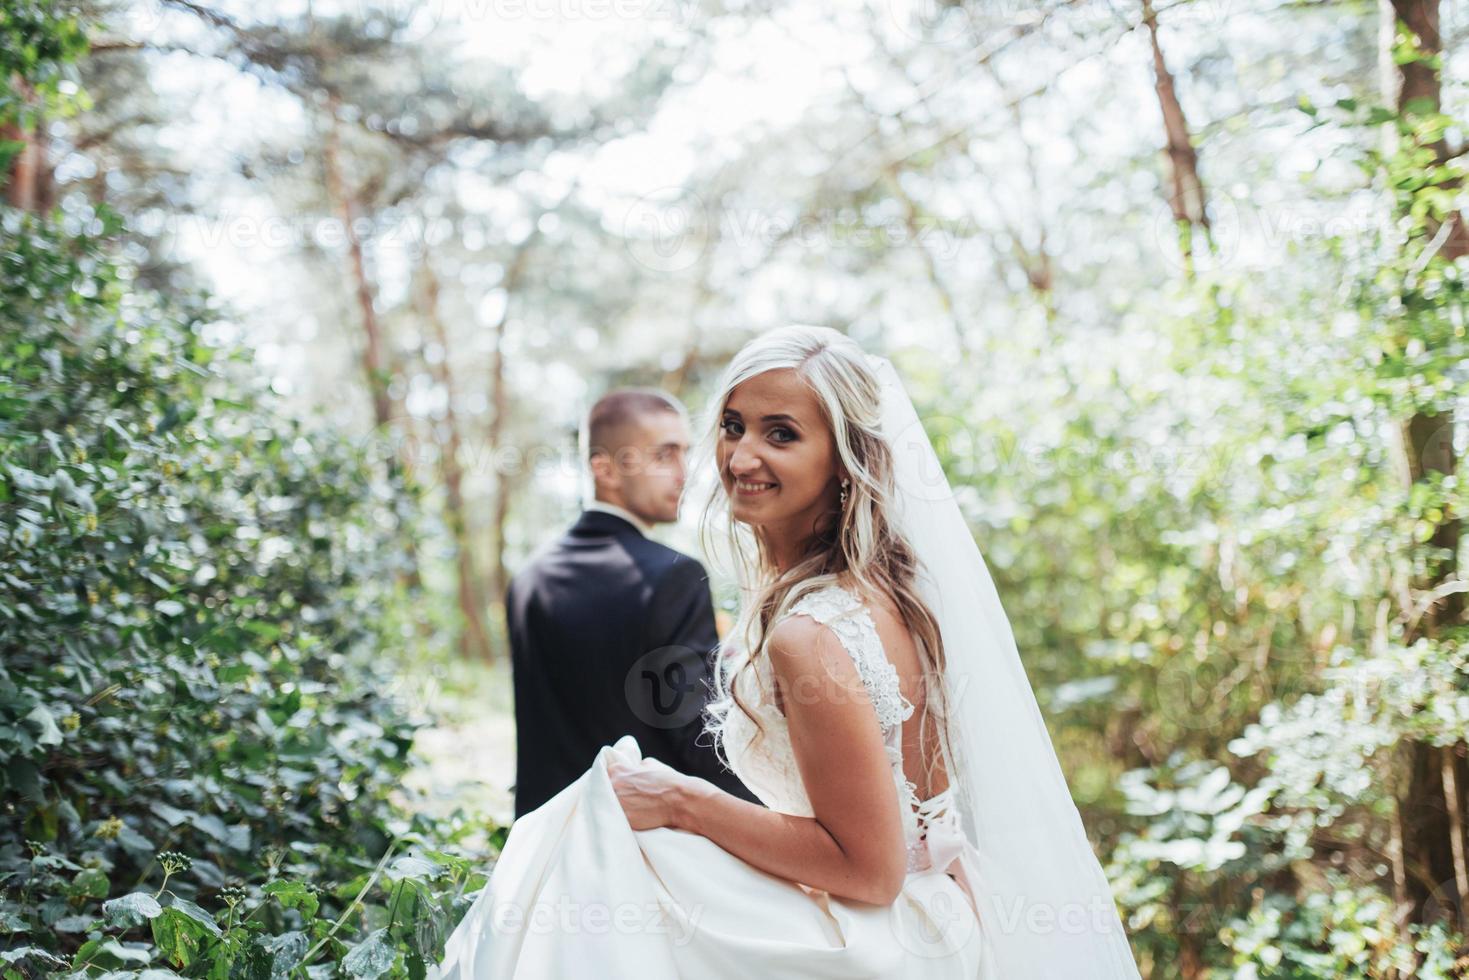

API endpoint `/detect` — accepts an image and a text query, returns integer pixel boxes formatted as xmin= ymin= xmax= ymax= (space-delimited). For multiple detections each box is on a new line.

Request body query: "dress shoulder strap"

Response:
xmin=786 ymin=583 xmax=916 ymax=733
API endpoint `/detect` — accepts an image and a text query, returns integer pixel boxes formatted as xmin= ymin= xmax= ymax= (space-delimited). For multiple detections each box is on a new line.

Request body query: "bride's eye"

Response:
xmin=770 ymin=427 xmax=795 ymax=444
xmin=719 ymin=417 xmax=743 ymax=437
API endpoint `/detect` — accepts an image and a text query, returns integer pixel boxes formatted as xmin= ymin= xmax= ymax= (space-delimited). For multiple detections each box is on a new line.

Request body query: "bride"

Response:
xmin=433 ymin=325 xmax=1141 ymax=978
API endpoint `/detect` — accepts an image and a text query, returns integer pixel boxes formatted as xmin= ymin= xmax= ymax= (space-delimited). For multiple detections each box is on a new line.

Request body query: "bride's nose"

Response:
xmin=727 ymin=435 xmax=764 ymax=478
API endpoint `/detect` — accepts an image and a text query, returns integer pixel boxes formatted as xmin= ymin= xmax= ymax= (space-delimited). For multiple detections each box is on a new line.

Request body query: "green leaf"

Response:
xmin=242 ymin=931 xmax=308 ymax=980
xmin=70 ymin=867 xmax=110 ymax=900
xmin=4 ymin=464 xmax=51 ymax=493
xmin=116 ymin=823 xmax=156 ymax=855
xmin=25 ymin=703 xmax=63 ymax=746
xmin=150 ymin=802 xmax=193 ymax=826
xmin=164 ymin=896 xmax=222 ymax=937
xmin=3 ymin=948 xmax=68 ymax=968
xmin=263 ymin=880 xmax=319 ymax=920
xmin=150 ymin=909 xmax=204 ymax=969
xmin=52 ymin=913 xmax=97 ymax=933
xmin=95 ymin=941 xmax=152 ymax=966
xmin=342 ymin=928 xmax=395 ymax=980
xmin=103 ymin=892 xmax=163 ymax=928
xmin=385 ymin=855 xmax=442 ymax=881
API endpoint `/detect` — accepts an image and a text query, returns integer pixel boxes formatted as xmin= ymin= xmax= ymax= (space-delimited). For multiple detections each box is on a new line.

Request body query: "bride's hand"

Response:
xmin=606 ymin=755 xmax=696 ymax=831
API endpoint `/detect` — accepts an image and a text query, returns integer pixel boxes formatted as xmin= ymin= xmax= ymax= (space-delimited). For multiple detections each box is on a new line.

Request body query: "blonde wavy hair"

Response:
xmin=697 ymin=325 xmax=954 ymax=796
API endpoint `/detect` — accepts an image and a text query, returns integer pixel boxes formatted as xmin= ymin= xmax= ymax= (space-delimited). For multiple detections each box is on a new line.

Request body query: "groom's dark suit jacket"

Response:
xmin=506 ymin=509 xmax=760 ymax=819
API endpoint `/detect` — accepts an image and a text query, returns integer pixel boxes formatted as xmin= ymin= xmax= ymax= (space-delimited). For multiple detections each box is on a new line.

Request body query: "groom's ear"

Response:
xmin=588 ymin=450 xmax=617 ymax=490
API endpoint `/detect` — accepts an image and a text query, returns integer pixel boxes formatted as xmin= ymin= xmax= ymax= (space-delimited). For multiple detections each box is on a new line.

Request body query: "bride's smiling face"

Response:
xmin=717 ymin=368 xmax=845 ymax=537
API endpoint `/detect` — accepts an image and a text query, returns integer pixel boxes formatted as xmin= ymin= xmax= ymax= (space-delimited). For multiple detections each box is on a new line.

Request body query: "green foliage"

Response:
xmin=0 ymin=1 xmax=90 ymax=129
xmin=909 ymin=81 xmax=1469 ymax=974
xmin=0 ymin=12 xmax=500 ymax=977
xmin=0 ymin=206 xmax=495 ymax=975
xmin=1224 ymin=879 xmax=1462 ymax=978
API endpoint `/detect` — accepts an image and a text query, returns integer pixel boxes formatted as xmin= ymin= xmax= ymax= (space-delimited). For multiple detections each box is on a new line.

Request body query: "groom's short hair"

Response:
xmin=582 ymin=388 xmax=686 ymax=462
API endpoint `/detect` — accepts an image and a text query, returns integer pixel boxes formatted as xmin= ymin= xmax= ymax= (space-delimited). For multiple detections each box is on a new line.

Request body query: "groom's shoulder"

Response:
xmin=509 ymin=521 xmax=702 ymax=584
xmin=626 ymin=535 xmax=707 ymax=586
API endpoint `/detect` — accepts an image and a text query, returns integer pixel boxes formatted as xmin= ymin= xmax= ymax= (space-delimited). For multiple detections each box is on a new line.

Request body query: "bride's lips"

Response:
xmin=733 ymin=479 xmax=778 ymax=497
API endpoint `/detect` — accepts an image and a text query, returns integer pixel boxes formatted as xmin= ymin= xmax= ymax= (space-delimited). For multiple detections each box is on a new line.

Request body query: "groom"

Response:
xmin=505 ymin=388 xmax=759 ymax=819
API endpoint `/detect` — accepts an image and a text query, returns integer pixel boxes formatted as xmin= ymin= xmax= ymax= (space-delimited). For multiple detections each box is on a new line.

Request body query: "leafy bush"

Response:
xmin=1223 ymin=878 xmax=1465 ymax=979
xmin=0 ymin=206 xmax=497 ymax=977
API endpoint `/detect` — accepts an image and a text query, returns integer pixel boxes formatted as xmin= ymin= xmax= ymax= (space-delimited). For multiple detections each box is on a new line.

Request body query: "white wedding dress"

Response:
xmin=433 ymin=580 xmax=992 ymax=978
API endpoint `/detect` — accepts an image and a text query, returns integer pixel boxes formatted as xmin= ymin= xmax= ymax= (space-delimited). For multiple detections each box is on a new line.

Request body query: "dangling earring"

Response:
xmin=839 ymin=478 xmax=850 ymax=508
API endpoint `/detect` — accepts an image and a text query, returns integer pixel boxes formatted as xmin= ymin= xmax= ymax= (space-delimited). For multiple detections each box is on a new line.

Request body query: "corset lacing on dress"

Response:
xmin=720 ymin=580 xmax=984 ymax=913
xmin=781 ymin=584 xmax=966 ymax=878
xmin=904 ymin=778 xmax=963 ymax=873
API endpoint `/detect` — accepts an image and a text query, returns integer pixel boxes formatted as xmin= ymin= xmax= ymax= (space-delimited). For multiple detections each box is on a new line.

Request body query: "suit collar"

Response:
xmin=570 ymin=508 xmax=648 ymax=539
xmin=581 ymin=500 xmax=654 ymax=537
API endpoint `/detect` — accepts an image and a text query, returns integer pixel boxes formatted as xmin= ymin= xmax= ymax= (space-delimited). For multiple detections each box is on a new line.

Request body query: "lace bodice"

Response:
xmin=718 ymin=582 xmax=964 ymax=874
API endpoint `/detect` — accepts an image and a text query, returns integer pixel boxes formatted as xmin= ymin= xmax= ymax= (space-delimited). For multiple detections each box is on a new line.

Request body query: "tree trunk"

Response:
xmin=1173 ymin=877 xmax=1205 ymax=979
xmin=981 ymin=59 xmax=1058 ymax=318
xmin=322 ymin=106 xmax=394 ymax=433
xmin=1381 ymin=0 xmax=1468 ymax=927
xmin=1397 ymin=404 xmax=1466 ymax=923
xmin=420 ymin=261 xmax=496 ymax=663
xmin=486 ymin=304 xmax=511 ymax=602
xmin=319 ymin=101 xmax=421 ymax=589
xmin=3 ymin=77 xmax=54 ymax=212
xmin=484 ymin=226 xmax=549 ymax=602
xmin=1442 ymin=745 xmax=1469 ymax=911
xmin=1141 ymin=0 xmax=1210 ymax=272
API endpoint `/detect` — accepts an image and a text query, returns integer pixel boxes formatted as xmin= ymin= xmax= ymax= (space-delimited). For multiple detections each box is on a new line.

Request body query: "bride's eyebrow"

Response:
xmin=723 ymin=408 xmax=802 ymax=428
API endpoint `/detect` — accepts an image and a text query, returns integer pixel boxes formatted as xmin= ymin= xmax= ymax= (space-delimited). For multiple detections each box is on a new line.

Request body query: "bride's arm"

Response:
xmin=617 ymin=614 xmax=908 ymax=906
